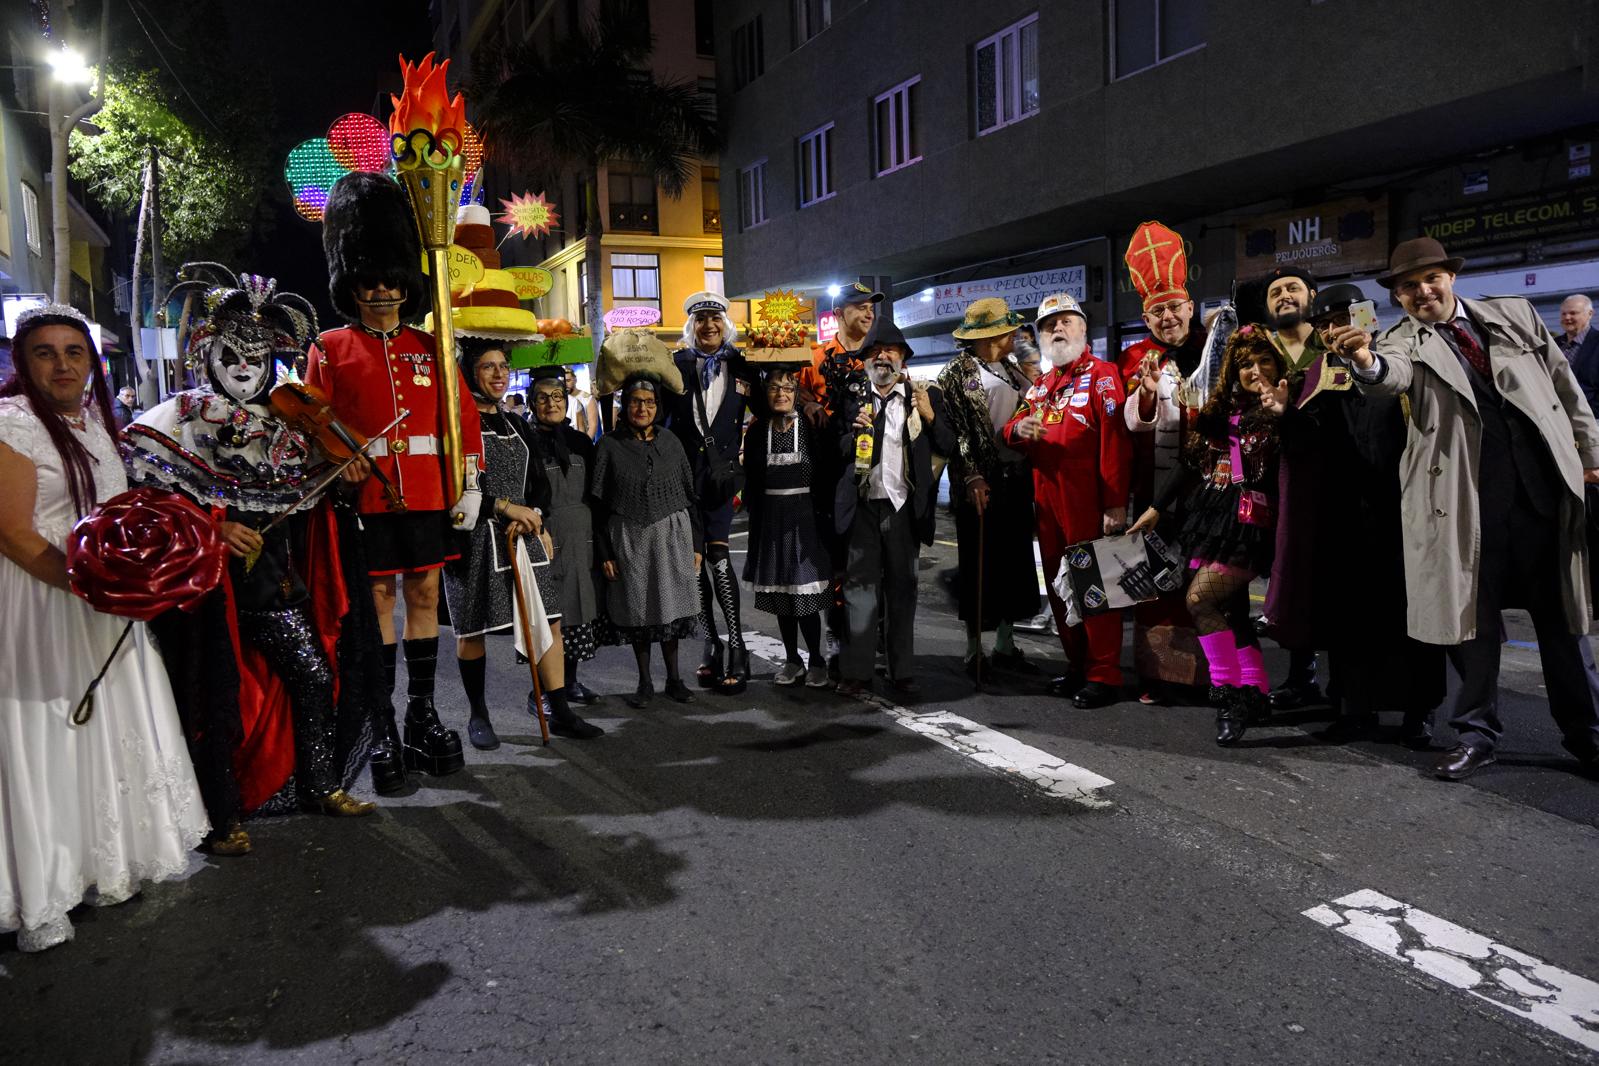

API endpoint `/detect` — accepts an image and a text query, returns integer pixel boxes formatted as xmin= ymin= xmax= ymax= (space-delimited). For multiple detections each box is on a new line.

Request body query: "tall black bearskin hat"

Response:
xmin=322 ymin=172 xmax=427 ymax=324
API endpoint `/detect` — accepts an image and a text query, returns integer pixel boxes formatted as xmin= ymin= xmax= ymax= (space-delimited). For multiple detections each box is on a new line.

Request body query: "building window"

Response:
xmin=21 ymin=182 xmax=41 ymax=256
xmin=1112 ymin=0 xmax=1206 ymax=80
xmin=704 ymin=255 xmax=725 ymax=297
xmin=611 ymin=252 xmax=661 ymax=312
xmin=607 ymin=162 xmax=658 ymax=233
xmin=874 ymin=77 xmax=922 ymax=177
xmin=739 ymin=159 xmax=768 ymax=230
xmin=975 ymin=13 xmax=1039 ymax=135
xmin=702 ymin=166 xmax=722 ymax=233
xmin=732 ymin=16 xmax=764 ymax=89
xmin=794 ymin=0 xmax=830 ymax=44
xmin=578 ymin=264 xmax=588 ymax=325
xmin=798 ymin=123 xmax=835 ymax=207
xmin=695 ymin=0 xmax=715 ymax=55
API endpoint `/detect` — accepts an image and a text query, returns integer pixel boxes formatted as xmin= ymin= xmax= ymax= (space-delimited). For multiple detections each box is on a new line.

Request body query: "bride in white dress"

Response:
xmin=0 ymin=305 xmax=208 ymax=953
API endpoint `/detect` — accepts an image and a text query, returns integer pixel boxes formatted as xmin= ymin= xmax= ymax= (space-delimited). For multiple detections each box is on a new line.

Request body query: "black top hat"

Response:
xmin=322 ymin=173 xmax=428 ymax=323
xmin=1376 ymin=237 xmax=1465 ymax=290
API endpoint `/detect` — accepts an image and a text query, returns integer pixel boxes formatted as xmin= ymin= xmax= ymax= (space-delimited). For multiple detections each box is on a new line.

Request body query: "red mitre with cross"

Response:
xmin=1124 ymin=220 xmax=1189 ymax=311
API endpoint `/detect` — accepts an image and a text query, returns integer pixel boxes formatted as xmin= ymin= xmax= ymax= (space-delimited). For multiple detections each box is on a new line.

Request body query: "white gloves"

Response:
xmin=451 ymin=488 xmax=482 ymax=531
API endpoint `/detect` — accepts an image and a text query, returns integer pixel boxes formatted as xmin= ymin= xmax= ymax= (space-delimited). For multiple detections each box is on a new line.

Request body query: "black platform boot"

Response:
xmin=710 ymin=551 xmax=749 ymax=695
xmin=370 ymin=642 xmax=409 ymax=794
xmin=401 ymin=638 xmax=464 ymax=776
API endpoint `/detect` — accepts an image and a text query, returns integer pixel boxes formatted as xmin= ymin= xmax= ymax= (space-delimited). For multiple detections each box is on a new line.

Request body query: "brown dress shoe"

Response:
xmin=1433 ymin=744 xmax=1495 ymax=781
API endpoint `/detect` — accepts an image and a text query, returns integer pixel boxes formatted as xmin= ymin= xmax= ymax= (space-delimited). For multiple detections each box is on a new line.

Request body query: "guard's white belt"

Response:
xmin=765 ymin=487 xmax=809 ymax=496
xmin=364 ymin=434 xmax=439 ymax=457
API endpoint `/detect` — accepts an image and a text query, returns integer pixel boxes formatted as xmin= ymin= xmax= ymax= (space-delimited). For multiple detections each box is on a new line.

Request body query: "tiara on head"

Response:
xmin=14 ymin=302 xmax=92 ymax=334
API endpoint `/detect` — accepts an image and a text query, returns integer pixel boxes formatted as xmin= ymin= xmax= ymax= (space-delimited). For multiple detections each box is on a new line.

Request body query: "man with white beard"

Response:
xmin=1003 ymin=294 xmax=1132 ymax=708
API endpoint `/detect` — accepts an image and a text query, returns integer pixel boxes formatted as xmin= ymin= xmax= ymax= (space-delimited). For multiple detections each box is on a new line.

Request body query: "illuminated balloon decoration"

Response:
xmin=497 ymin=191 xmax=559 ymax=239
xmin=326 ymin=112 xmax=391 ymax=173
xmin=283 ymin=137 xmax=349 ymax=222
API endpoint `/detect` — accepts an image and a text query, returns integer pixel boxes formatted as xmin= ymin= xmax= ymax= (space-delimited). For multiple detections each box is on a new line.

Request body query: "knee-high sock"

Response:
xmin=381 ymin=642 xmax=398 ymax=698
xmin=457 ymin=656 xmax=488 ymax=717
xmin=1236 ymin=644 xmax=1269 ymax=694
xmin=1197 ymin=631 xmax=1240 ymax=688
xmin=707 ymin=546 xmax=744 ymax=652
xmin=403 ymin=636 xmax=438 ymax=703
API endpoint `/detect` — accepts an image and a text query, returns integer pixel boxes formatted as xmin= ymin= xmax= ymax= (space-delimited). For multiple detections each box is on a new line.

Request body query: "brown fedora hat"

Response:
xmin=1376 ymin=236 xmax=1465 ymax=289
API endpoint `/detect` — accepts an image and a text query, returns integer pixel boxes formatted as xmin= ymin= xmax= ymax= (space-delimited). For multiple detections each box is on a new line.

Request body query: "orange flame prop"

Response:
xmin=389 ymin=52 xmax=467 ymax=142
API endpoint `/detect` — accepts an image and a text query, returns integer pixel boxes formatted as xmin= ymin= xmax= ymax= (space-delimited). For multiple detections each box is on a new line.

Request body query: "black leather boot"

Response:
xmin=403 ymin=697 xmax=465 ymax=776
xmin=1216 ymin=687 xmax=1250 ymax=746
xmin=536 ymin=688 xmax=605 ymax=739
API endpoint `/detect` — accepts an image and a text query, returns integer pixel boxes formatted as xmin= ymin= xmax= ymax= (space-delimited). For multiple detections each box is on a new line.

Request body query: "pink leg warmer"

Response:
xmin=1236 ymin=644 xmax=1270 ymax=694
xmin=1197 ymin=631 xmax=1240 ymax=687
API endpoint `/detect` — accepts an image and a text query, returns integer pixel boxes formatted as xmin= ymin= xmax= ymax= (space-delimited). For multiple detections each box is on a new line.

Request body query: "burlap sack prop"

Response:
xmin=595 ymin=328 xmax=684 ymax=394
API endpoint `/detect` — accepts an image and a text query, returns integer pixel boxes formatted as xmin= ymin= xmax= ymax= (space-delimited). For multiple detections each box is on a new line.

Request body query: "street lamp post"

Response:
xmin=43 ymin=1 xmax=109 ymax=303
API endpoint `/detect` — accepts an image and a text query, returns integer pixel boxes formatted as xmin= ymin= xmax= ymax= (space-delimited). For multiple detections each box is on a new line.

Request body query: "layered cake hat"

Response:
xmin=423 ymin=203 xmax=543 ymax=340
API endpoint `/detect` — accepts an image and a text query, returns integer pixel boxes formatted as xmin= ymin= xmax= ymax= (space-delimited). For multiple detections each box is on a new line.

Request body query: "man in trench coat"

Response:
xmin=1329 ymin=237 xmax=1599 ymax=781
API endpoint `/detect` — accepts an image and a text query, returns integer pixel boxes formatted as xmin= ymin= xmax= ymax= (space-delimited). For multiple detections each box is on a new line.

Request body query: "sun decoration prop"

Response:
xmin=497 ymin=191 xmax=559 ymax=240
xmin=747 ymin=289 xmax=813 ymax=352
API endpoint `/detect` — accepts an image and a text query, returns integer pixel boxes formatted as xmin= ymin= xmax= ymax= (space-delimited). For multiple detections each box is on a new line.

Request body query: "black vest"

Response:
xmin=1447 ymin=318 xmax=1560 ymax=519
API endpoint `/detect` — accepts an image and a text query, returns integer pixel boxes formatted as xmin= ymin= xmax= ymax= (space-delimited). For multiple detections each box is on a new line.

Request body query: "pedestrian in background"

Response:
xmin=743 ymin=365 xmax=832 ymax=687
xmin=593 ymin=371 xmax=703 ymax=709
xmin=1557 ymin=294 xmax=1597 ymax=411
xmin=1334 ymin=237 xmax=1599 ymax=781
xmin=834 ymin=321 xmax=951 ymax=699
xmin=113 ymin=385 xmax=139 ymax=429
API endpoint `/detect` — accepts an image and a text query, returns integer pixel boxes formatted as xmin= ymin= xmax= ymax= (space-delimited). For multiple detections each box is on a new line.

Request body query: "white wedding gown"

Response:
xmin=0 ymin=396 xmax=208 ymax=951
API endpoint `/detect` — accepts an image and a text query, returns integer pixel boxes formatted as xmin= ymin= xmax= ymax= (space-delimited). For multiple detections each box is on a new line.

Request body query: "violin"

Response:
xmin=270 ymin=382 xmax=406 ymax=512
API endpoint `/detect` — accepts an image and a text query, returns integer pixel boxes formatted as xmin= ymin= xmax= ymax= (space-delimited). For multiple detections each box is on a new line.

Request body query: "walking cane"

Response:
xmin=507 ymin=529 xmax=551 ymax=746
xmin=974 ymin=504 xmax=986 ymax=692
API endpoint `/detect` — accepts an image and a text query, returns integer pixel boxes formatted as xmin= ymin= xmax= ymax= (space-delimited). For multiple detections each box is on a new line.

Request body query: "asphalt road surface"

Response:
xmin=4 ymin=510 xmax=1597 ymax=1065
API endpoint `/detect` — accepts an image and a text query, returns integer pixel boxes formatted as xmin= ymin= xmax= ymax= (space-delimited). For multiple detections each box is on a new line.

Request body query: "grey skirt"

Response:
xmin=604 ymin=510 xmax=700 ymax=629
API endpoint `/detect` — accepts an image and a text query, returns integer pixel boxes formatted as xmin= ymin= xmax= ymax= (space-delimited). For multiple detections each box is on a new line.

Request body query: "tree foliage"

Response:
xmin=69 ymin=70 xmax=256 ymax=262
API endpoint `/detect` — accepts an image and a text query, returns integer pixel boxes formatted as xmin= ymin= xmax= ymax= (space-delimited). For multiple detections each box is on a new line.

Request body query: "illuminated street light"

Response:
xmin=826 ymin=284 xmax=842 ymax=299
xmin=46 ymin=46 xmax=92 ymax=84
xmin=920 ymin=287 xmax=934 ymax=302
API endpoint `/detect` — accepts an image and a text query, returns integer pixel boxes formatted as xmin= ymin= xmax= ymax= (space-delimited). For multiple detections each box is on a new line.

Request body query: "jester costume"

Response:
xmin=128 ymin=266 xmax=379 ymax=851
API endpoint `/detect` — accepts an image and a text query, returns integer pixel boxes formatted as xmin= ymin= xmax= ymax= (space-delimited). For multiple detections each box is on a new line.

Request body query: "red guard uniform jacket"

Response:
xmin=305 ymin=324 xmax=484 ymax=515
xmin=1005 ymin=354 xmax=1132 ymax=540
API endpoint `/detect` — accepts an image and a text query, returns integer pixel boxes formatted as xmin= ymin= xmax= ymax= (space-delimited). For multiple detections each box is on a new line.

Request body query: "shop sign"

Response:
xmin=919 ymin=265 xmax=1088 ymax=324
xmin=817 ymin=311 xmax=839 ymax=345
xmin=1418 ymin=184 xmax=1599 ymax=252
xmin=1236 ymin=196 xmax=1390 ymax=280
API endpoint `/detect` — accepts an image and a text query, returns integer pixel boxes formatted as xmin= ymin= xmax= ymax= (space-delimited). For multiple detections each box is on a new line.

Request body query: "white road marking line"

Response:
xmin=1304 ymin=888 xmax=1599 ymax=1054
xmin=740 ymin=628 xmax=1114 ymax=809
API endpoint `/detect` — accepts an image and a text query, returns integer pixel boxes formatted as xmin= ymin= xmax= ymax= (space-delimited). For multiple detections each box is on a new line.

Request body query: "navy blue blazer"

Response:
xmin=1567 ymin=330 xmax=1599 ymax=415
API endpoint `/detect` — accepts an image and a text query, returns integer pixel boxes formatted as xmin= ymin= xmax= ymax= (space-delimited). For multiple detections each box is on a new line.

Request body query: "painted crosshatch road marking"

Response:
xmin=741 ymin=629 xmax=1116 ymax=808
xmin=1304 ymin=889 xmax=1599 ymax=1054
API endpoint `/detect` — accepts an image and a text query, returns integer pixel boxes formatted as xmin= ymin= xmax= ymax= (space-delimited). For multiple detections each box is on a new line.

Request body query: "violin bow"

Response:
xmin=256 ymin=409 xmax=409 ymax=538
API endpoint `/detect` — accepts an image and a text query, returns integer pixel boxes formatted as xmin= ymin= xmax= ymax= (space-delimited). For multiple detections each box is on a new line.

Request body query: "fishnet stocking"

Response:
xmin=1186 ymin=565 xmax=1255 ymax=637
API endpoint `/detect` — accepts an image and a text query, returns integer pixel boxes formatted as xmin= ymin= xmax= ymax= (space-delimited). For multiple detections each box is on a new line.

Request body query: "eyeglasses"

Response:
xmin=534 ymin=392 xmax=566 ymax=405
xmin=1145 ymin=302 xmax=1190 ymax=321
xmin=626 ymin=397 xmax=658 ymax=408
xmin=765 ymin=383 xmax=798 ymax=394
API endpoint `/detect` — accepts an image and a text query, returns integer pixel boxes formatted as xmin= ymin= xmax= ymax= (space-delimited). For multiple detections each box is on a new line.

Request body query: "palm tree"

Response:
xmin=470 ymin=0 xmax=722 ymax=366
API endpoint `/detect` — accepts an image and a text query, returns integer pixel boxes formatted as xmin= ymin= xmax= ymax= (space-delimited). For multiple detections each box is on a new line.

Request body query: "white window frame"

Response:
xmin=21 ymin=182 xmax=41 ymax=257
xmin=794 ymin=0 xmax=831 ymax=45
xmin=873 ymin=76 xmax=922 ymax=177
xmin=1110 ymin=0 xmax=1207 ymax=81
xmin=610 ymin=252 xmax=661 ymax=312
xmin=974 ymin=13 xmax=1039 ymax=136
xmin=739 ymin=159 xmax=768 ymax=231
xmin=797 ymin=123 xmax=835 ymax=207
xmin=704 ymin=256 xmax=725 ymax=297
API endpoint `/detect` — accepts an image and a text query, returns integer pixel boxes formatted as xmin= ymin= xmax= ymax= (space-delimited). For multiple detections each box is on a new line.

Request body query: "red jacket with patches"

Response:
xmin=1003 ymin=355 xmax=1132 ymax=536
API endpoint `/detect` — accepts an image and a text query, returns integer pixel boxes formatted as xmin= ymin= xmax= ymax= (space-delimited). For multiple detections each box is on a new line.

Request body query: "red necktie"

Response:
xmin=1440 ymin=320 xmax=1492 ymax=380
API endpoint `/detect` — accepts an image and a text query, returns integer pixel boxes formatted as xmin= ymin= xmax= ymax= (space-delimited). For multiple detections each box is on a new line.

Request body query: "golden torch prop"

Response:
xmin=390 ymin=52 xmax=469 ymax=504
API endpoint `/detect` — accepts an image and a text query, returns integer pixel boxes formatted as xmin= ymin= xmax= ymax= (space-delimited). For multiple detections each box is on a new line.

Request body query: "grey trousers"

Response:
xmin=841 ymin=496 xmax=920 ymax=683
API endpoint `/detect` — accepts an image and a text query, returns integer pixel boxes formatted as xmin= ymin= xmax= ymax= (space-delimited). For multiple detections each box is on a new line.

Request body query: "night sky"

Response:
xmin=225 ymin=0 xmax=433 ymax=327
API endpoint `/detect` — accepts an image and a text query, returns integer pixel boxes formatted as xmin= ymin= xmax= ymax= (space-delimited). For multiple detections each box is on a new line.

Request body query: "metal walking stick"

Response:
xmin=507 ymin=528 xmax=551 ymax=746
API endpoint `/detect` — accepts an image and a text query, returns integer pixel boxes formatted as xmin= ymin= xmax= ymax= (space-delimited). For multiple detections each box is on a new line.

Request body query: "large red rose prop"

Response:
xmin=67 ymin=487 xmax=228 ymax=621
